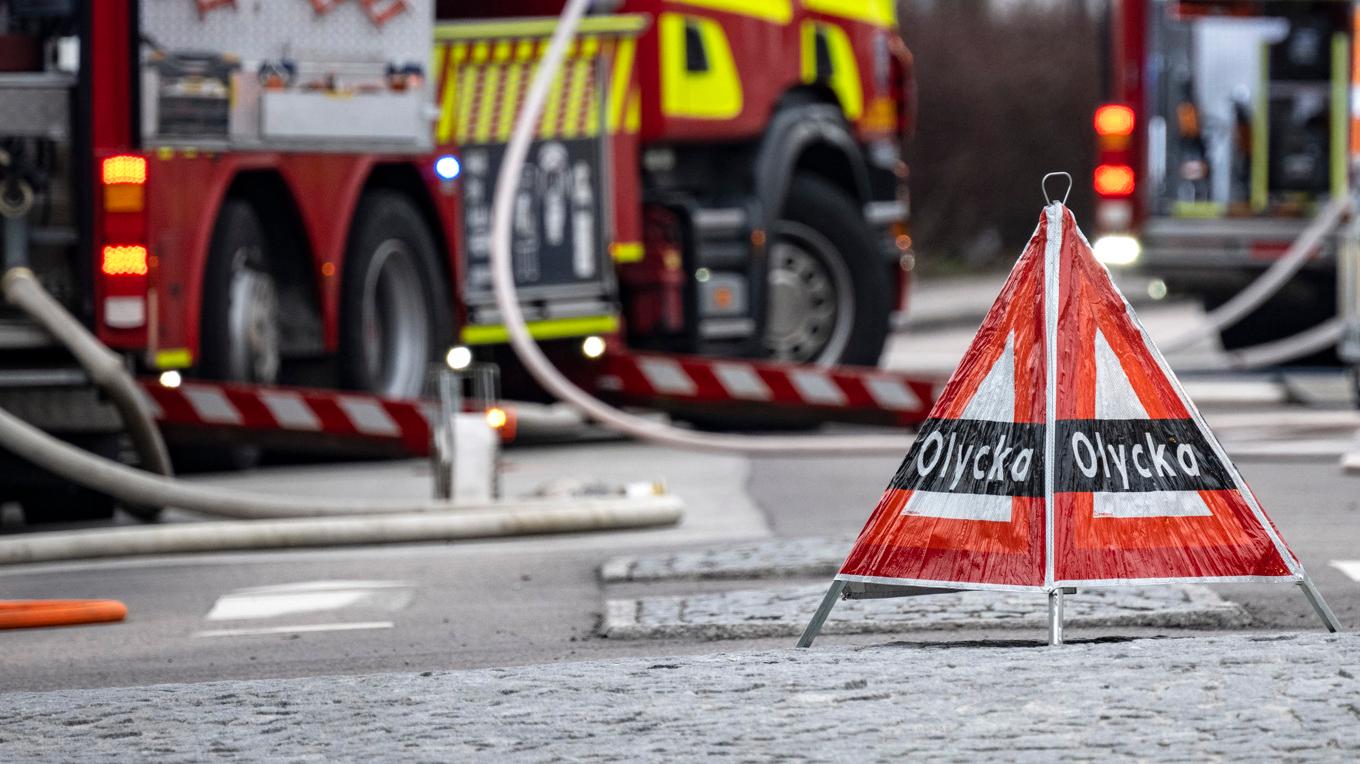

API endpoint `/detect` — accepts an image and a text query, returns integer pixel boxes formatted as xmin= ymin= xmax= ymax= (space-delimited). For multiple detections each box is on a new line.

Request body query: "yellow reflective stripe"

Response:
xmin=799 ymin=21 xmax=817 ymax=82
xmin=461 ymin=315 xmax=620 ymax=345
xmin=473 ymin=42 xmax=511 ymax=144
xmin=672 ymin=0 xmax=791 ymax=24
xmin=560 ymin=39 xmax=596 ymax=139
xmin=430 ymin=43 xmax=448 ymax=136
xmin=626 ymin=86 xmax=641 ymax=132
xmin=610 ymin=242 xmax=645 ymax=263
xmin=495 ymin=43 xmax=535 ymax=143
xmin=801 ymin=0 xmax=895 ymax=28
xmin=538 ymin=39 xmax=571 ymax=138
xmin=659 ymin=13 xmax=743 ymax=120
xmin=434 ymin=14 xmax=649 ymax=41
xmin=454 ymin=44 xmax=486 ymax=143
xmin=436 ymin=43 xmax=466 ymax=143
xmin=154 ymin=348 xmax=193 ymax=370
xmin=608 ymin=38 xmax=637 ymax=132
xmin=800 ymin=21 xmax=863 ymax=120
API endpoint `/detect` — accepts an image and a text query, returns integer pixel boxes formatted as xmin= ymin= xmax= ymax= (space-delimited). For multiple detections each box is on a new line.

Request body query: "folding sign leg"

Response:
xmin=1047 ymin=589 xmax=1065 ymax=646
xmin=796 ymin=580 xmax=847 ymax=648
xmin=1298 ymin=576 xmax=1343 ymax=633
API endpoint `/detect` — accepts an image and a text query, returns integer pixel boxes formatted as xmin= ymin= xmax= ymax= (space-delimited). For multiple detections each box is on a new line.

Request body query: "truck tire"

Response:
xmin=766 ymin=173 xmax=891 ymax=366
xmin=180 ymin=199 xmax=282 ymax=472
xmin=1203 ymin=272 xmax=1338 ymax=365
xmin=15 ymin=434 xmax=119 ymax=524
xmin=339 ymin=191 xmax=450 ymax=399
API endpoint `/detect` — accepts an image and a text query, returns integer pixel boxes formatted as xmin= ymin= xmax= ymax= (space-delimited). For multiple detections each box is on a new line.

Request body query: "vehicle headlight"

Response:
xmin=1093 ymin=235 xmax=1141 ymax=266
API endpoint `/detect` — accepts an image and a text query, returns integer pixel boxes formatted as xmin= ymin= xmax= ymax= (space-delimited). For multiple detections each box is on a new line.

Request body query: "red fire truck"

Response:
xmin=1092 ymin=0 xmax=1351 ymax=355
xmin=0 ymin=0 xmax=914 ymax=519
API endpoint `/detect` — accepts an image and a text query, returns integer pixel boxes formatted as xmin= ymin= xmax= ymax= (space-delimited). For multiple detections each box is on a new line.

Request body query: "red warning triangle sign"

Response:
xmin=837 ymin=203 xmax=1301 ymax=594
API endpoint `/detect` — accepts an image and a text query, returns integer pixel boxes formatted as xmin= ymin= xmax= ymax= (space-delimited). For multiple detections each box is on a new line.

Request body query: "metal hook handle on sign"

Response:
xmin=1042 ymin=171 xmax=1072 ymax=206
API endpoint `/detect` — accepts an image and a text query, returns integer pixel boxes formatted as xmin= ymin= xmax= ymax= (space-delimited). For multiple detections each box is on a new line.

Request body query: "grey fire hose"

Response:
xmin=1158 ymin=196 xmax=1352 ymax=360
xmin=0 ymin=267 xmax=681 ymax=542
xmin=489 ymin=0 xmax=907 ymax=455
xmin=3 ymin=268 xmax=174 ymax=481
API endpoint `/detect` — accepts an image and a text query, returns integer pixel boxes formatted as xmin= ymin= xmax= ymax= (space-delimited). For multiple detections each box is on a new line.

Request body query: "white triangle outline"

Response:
xmin=1044 ymin=205 xmax=1301 ymax=584
xmin=959 ymin=331 xmax=1016 ymax=423
xmin=900 ymin=331 xmax=1018 ymax=523
xmin=1091 ymin=328 xmax=1214 ymax=518
xmin=1093 ymin=329 xmax=1151 ymax=420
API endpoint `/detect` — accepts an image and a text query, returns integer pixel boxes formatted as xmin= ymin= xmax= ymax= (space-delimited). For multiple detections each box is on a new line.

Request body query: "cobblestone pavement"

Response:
xmin=603 ymin=584 xmax=1250 ymax=640
xmin=601 ymin=536 xmax=854 ymax=582
xmin=3 ymin=633 xmax=1356 ymax=760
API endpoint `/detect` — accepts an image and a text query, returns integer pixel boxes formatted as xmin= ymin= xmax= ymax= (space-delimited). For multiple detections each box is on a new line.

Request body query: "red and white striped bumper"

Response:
xmin=594 ymin=351 xmax=937 ymax=427
xmin=140 ymin=380 xmax=440 ymax=457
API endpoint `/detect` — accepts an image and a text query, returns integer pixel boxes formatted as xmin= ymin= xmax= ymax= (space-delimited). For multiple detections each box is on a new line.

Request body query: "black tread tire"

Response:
xmin=338 ymin=191 xmax=451 ymax=397
xmin=177 ymin=199 xmax=275 ymax=472
xmin=775 ymin=173 xmax=892 ymax=366
xmin=682 ymin=174 xmax=891 ymax=431
xmin=17 ymin=434 xmax=119 ymax=524
xmin=1203 ymin=272 xmax=1338 ymax=366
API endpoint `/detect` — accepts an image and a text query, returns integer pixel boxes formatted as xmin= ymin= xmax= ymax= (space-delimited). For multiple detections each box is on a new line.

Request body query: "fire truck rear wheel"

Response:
xmin=15 ymin=433 xmax=120 ymax=523
xmin=768 ymin=174 xmax=891 ymax=366
xmin=339 ymin=192 xmax=451 ymax=399
xmin=182 ymin=199 xmax=281 ymax=471
xmin=1202 ymin=272 xmax=1339 ymax=365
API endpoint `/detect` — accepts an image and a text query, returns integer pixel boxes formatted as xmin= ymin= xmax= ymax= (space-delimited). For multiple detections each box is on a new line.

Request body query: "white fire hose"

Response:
xmin=1157 ymin=195 xmax=1352 ymax=365
xmin=0 ymin=0 xmax=1347 ymax=564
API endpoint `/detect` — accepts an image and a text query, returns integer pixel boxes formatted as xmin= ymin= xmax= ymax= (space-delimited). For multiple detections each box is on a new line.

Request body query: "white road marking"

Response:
xmin=1329 ymin=560 xmax=1360 ymax=583
xmin=206 ymin=580 xmax=412 ymax=621
xmin=193 ymin=621 xmax=394 ymax=638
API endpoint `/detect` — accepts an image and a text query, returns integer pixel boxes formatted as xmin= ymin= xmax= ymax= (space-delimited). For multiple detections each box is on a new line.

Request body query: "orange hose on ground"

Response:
xmin=0 ymin=599 xmax=127 ymax=629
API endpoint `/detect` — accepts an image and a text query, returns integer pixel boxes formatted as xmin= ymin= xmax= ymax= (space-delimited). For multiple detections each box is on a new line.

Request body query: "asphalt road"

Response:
xmin=3 ymin=298 xmax=1360 ymax=694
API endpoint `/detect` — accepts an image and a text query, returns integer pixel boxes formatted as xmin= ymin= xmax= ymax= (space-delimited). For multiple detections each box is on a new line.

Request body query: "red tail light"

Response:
xmin=1094 ymin=104 xmax=1135 ymax=137
xmin=101 ymin=245 xmax=149 ymax=276
xmin=1094 ymin=164 xmax=1136 ymax=196
xmin=97 ymin=154 xmax=151 ymax=340
xmin=101 ymin=155 xmax=147 ymax=185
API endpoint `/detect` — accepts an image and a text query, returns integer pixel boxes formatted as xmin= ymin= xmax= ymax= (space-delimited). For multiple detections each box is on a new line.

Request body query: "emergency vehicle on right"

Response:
xmin=1092 ymin=0 xmax=1353 ymax=357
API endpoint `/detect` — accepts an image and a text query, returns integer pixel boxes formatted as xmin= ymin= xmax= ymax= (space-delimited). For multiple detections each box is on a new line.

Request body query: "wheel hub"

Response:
xmin=360 ymin=239 xmax=430 ymax=398
xmin=227 ymin=248 xmax=281 ymax=384
xmin=764 ymin=236 xmax=845 ymax=363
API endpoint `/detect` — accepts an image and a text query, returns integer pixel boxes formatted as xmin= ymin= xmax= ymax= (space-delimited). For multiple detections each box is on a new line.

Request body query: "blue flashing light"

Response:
xmin=434 ymin=155 xmax=461 ymax=181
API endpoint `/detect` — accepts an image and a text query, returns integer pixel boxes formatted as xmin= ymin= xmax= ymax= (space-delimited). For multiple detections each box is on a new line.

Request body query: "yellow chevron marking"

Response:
xmin=672 ymin=0 xmax=791 ymax=23
xmin=430 ymin=44 xmax=448 ymax=142
xmin=538 ymin=39 xmax=572 ymax=138
xmin=455 ymin=49 xmax=480 ymax=143
xmin=560 ymin=58 xmax=592 ymax=139
xmin=608 ymin=39 xmax=636 ymax=132
xmin=496 ymin=62 xmax=525 ymax=143
xmin=801 ymin=0 xmax=895 ymax=28
xmin=436 ymin=44 xmax=466 ymax=144
xmin=474 ymin=41 xmax=511 ymax=144
xmin=626 ymin=86 xmax=640 ymax=133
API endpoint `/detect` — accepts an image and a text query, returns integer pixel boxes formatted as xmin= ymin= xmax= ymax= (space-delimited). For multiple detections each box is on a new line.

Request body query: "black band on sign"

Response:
xmin=1054 ymin=419 xmax=1234 ymax=493
xmin=887 ymin=418 xmax=1045 ymax=498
